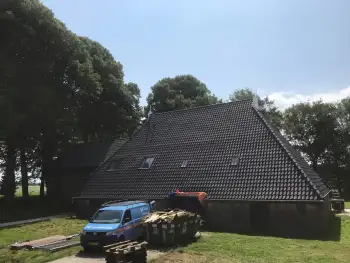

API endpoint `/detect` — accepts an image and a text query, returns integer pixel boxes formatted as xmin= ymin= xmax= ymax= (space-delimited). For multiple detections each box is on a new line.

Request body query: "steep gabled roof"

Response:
xmin=79 ymin=100 xmax=329 ymax=201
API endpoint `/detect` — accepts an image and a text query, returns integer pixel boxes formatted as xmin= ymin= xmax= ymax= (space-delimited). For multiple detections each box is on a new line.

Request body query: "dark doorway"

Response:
xmin=250 ymin=202 xmax=270 ymax=234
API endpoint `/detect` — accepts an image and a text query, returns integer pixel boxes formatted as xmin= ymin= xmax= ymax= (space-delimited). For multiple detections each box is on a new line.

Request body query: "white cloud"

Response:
xmin=265 ymin=87 xmax=350 ymax=110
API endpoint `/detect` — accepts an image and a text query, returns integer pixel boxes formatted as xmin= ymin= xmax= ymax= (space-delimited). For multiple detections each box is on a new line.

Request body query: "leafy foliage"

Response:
xmin=283 ymin=99 xmax=350 ymax=198
xmin=69 ymin=37 xmax=141 ymax=140
xmin=229 ymin=88 xmax=283 ymax=129
xmin=0 ymin=0 xmax=140 ymax=199
xmin=146 ymin=75 xmax=221 ymax=114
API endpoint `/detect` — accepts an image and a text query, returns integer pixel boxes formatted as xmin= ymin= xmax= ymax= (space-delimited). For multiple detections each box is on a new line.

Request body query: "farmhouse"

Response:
xmin=75 ymin=99 xmax=331 ymax=236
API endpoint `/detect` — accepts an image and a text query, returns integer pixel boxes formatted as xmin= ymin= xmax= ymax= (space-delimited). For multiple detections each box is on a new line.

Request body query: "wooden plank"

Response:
xmin=11 ymin=235 xmax=66 ymax=250
xmin=103 ymin=240 xmax=130 ymax=250
xmin=109 ymin=241 xmax=139 ymax=251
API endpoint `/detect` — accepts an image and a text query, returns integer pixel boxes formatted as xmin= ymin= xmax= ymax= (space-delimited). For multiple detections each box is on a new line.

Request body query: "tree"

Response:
xmin=146 ymin=75 xmax=221 ymax=114
xmin=123 ymin=82 xmax=142 ymax=133
xmin=0 ymin=1 xmax=142 ymax=199
xmin=319 ymin=97 xmax=350 ymax=197
xmin=0 ymin=0 xmax=78 ymax=198
xmin=70 ymin=37 xmax=141 ymax=141
xmin=229 ymin=88 xmax=283 ymax=129
xmin=283 ymin=101 xmax=338 ymax=171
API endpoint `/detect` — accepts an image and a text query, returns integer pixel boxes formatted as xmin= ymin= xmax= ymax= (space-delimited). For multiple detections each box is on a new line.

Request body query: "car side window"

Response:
xmin=122 ymin=209 xmax=132 ymax=224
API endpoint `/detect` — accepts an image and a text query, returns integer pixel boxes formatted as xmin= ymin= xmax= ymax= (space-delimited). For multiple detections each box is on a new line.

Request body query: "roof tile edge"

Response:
xmin=251 ymin=106 xmax=325 ymax=200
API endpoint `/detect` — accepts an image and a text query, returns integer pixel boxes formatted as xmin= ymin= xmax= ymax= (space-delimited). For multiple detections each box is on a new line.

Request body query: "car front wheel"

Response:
xmin=83 ymin=245 xmax=92 ymax=253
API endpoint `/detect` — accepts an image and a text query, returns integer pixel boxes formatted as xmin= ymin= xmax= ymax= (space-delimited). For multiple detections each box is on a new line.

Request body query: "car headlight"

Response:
xmin=81 ymin=230 xmax=87 ymax=235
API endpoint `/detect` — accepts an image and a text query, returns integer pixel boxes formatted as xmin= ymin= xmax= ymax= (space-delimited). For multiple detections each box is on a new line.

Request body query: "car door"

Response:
xmin=121 ymin=209 xmax=134 ymax=240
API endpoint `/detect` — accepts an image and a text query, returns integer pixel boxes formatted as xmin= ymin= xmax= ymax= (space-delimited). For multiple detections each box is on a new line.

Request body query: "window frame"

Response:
xmin=122 ymin=209 xmax=132 ymax=224
xmin=139 ymin=157 xmax=155 ymax=169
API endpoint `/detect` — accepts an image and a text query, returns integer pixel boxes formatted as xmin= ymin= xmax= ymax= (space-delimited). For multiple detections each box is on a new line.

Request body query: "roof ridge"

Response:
xmin=251 ymin=106 xmax=324 ymax=199
xmin=152 ymin=99 xmax=253 ymax=115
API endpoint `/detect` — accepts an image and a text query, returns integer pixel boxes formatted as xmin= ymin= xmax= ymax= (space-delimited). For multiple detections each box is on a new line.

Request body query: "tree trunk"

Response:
xmin=40 ymin=175 xmax=45 ymax=197
xmin=2 ymin=139 xmax=16 ymax=200
xmin=83 ymin=133 xmax=88 ymax=143
xmin=41 ymin=136 xmax=56 ymax=198
xmin=20 ymin=148 xmax=29 ymax=199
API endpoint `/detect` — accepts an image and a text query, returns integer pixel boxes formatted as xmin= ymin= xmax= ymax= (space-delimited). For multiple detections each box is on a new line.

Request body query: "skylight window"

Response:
xmin=230 ymin=156 xmax=240 ymax=166
xmin=140 ymin=157 xmax=155 ymax=169
xmin=181 ymin=160 xmax=189 ymax=168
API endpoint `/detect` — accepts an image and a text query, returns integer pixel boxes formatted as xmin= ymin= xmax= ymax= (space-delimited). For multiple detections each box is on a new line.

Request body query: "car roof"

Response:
xmin=100 ymin=201 xmax=148 ymax=211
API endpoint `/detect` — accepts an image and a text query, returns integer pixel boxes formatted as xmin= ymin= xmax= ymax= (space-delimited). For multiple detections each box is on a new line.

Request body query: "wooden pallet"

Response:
xmin=104 ymin=241 xmax=148 ymax=263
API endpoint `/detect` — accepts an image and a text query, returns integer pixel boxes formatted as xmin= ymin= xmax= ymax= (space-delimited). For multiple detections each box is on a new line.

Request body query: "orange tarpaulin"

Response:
xmin=171 ymin=190 xmax=207 ymax=201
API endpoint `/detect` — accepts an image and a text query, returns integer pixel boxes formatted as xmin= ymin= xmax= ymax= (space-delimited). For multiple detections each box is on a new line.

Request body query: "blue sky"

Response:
xmin=44 ymin=0 xmax=350 ymax=109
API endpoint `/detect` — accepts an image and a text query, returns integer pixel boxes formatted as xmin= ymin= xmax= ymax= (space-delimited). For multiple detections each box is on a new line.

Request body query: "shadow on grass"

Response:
xmin=202 ymin=216 xmax=341 ymax=242
xmin=0 ymin=196 xmax=73 ymax=224
xmin=74 ymin=236 xmax=201 ymax=259
xmin=76 ymin=250 xmax=105 ymax=259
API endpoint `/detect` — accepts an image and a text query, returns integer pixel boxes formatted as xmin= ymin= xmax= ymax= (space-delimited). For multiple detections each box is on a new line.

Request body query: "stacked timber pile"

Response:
xmin=142 ymin=209 xmax=201 ymax=246
xmin=104 ymin=241 xmax=148 ymax=263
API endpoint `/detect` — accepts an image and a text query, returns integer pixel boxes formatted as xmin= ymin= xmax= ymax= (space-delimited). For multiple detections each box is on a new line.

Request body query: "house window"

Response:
xmin=181 ymin=160 xmax=189 ymax=168
xmin=140 ymin=157 xmax=154 ymax=169
xmin=107 ymin=159 xmax=122 ymax=171
xmin=230 ymin=156 xmax=240 ymax=166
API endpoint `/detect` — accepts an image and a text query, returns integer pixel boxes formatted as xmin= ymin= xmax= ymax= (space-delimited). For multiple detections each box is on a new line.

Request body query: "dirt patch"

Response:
xmin=151 ymin=252 xmax=232 ymax=263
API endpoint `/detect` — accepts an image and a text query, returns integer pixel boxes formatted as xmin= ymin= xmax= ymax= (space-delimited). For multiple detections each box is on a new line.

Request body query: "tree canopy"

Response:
xmin=229 ymin=88 xmax=283 ymax=129
xmin=146 ymin=75 xmax=221 ymax=114
xmin=0 ymin=0 xmax=141 ymax=199
xmin=283 ymin=99 xmax=350 ymax=198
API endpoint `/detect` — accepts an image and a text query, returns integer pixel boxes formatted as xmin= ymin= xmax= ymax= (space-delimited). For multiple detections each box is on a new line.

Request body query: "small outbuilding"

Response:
xmin=48 ymin=139 xmax=125 ymax=203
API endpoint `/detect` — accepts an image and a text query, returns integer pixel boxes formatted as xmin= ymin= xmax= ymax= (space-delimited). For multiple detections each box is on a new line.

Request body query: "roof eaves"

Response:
xmin=251 ymin=106 xmax=324 ymax=199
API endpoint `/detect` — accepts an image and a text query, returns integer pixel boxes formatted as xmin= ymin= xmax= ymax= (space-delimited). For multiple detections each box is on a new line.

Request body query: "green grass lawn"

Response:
xmin=345 ymin=202 xmax=350 ymax=209
xmin=15 ymin=185 xmax=42 ymax=197
xmin=2 ymin=216 xmax=350 ymax=263
xmin=0 ymin=186 xmax=43 ymax=199
xmin=0 ymin=218 xmax=86 ymax=263
xmin=154 ymin=216 xmax=350 ymax=263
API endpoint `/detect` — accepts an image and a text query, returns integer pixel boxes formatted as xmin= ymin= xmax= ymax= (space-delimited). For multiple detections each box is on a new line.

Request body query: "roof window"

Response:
xmin=181 ymin=160 xmax=189 ymax=168
xmin=230 ymin=156 xmax=240 ymax=166
xmin=140 ymin=157 xmax=154 ymax=169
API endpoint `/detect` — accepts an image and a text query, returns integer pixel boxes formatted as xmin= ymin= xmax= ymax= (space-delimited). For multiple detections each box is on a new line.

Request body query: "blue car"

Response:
xmin=80 ymin=200 xmax=155 ymax=251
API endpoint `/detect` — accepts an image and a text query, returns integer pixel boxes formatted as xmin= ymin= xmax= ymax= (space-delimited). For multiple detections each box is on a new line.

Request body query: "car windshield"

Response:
xmin=90 ymin=210 xmax=123 ymax=224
